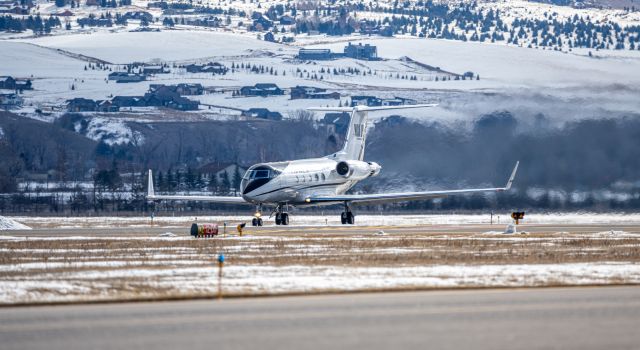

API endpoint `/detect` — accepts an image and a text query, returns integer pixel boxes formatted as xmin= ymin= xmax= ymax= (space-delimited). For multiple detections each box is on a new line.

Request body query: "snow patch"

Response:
xmin=158 ymin=232 xmax=177 ymax=238
xmin=0 ymin=217 xmax=31 ymax=231
xmin=85 ymin=117 xmax=143 ymax=146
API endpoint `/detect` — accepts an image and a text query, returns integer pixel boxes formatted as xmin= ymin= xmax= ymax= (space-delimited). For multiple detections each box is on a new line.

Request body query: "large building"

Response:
xmin=344 ymin=43 xmax=378 ymax=60
xmin=297 ymin=49 xmax=333 ymax=60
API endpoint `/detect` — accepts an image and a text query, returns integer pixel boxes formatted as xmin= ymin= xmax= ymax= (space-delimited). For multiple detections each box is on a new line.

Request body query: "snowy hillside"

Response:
xmin=18 ymin=30 xmax=293 ymax=63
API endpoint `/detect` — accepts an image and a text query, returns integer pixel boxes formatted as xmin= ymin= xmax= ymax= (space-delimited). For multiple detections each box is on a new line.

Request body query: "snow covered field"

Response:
xmin=1 ymin=214 xmax=639 ymax=304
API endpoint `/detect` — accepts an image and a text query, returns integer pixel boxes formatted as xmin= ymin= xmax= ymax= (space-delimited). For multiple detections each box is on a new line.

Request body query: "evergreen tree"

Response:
xmin=232 ymin=165 xmax=242 ymax=195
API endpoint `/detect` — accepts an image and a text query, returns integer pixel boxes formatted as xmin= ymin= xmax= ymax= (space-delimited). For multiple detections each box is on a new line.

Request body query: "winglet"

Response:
xmin=504 ymin=161 xmax=519 ymax=190
xmin=147 ymin=169 xmax=155 ymax=198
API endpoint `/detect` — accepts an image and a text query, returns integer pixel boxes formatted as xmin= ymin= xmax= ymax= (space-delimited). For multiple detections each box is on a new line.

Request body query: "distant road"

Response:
xmin=2 ymin=287 xmax=639 ymax=350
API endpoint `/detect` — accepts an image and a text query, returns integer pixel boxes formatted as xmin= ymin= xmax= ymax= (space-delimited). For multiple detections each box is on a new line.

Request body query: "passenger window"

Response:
xmin=321 ymin=173 xmax=326 ymax=181
xmin=314 ymin=174 xmax=319 ymax=181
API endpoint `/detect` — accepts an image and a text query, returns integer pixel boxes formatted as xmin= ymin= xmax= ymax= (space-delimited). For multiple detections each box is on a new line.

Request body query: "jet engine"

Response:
xmin=336 ymin=161 xmax=381 ymax=180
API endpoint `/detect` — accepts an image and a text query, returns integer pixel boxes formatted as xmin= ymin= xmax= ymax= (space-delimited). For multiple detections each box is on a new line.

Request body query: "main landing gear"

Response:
xmin=274 ymin=203 xmax=290 ymax=226
xmin=340 ymin=202 xmax=355 ymax=225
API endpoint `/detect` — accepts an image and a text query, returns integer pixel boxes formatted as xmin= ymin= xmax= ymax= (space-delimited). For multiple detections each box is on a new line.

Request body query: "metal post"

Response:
xmin=217 ymin=254 xmax=225 ymax=300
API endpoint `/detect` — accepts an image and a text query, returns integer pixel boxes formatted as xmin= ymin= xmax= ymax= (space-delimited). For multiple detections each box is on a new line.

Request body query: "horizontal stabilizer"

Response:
xmin=307 ymin=104 xmax=437 ymax=113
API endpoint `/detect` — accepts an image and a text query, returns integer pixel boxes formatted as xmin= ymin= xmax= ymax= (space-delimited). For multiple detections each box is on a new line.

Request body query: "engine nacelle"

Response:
xmin=336 ymin=161 xmax=381 ymax=180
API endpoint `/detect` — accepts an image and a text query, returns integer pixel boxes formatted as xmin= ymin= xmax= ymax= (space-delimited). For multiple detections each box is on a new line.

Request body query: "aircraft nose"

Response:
xmin=242 ymin=178 xmax=270 ymax=195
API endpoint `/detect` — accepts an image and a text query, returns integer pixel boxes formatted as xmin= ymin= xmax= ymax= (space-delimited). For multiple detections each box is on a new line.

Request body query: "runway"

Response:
xmin=1 ymin=286 xmax=639 ymax=349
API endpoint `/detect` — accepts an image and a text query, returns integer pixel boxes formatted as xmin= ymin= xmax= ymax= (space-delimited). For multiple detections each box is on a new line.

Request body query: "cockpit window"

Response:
xmin=252 ymin=170 xmax=270 ymax=179
xmin=243 ymin=166 xmax=280 ymax=180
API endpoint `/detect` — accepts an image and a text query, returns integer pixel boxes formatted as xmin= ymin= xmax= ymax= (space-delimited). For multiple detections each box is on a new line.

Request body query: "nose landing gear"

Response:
xmin=251 ymin=204 xmax=263 ymax=227
xmin=340 ymin=202 xmax=354 ymax=225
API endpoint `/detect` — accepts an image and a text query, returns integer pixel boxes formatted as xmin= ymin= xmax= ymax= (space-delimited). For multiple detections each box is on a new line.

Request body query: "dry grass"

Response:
xmin=1 ymin=229 xmax=640 ymax=304
xmin=2 ymin=233 xmax=640 ymax=277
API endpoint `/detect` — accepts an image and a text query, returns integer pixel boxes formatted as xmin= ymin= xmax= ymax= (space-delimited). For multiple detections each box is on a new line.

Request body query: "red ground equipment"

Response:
xmin=191 ymin=223 xmax=219 ymax=238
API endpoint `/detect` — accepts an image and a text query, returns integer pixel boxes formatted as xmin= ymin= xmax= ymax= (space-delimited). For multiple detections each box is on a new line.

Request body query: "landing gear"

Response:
xmin=274 ymin=204 xmax=290 ymax=225
xmin=340 ymin=202 xmax=354 ymax=225
xmin=251 ymin=204 xmax=263 ymax=227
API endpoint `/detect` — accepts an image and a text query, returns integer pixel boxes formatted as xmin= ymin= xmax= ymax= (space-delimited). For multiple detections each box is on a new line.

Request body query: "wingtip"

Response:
xmin=505 ymin=161 xmax=519 ymax=190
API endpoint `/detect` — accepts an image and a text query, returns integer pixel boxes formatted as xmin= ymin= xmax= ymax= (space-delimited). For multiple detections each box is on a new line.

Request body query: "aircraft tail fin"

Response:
xmin=308 ymin=104 xmax=438 ymax=161
xmin=147 ymin=169 xmax=155 ymax=198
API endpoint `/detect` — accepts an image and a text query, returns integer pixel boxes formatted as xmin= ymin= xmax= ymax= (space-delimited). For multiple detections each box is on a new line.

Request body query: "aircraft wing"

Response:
xmin=305 ymin=162 xmax=519 ymax=206
xmin=146 ymin=170 xmax=250 ymax=205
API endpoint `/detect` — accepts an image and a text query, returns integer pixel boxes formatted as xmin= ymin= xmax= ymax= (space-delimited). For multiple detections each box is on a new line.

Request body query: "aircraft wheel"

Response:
xmin=346 ymin=212 xmax=355 ymax=225
xmin=281 ymin=213 xmax=289 ymax=226
xmin=275 ymin=213 xmax=282 ymax=225
xmin=340 ymin=212 xmax=347 ymax=225
xmin=252 ymin=218 xmax=258 ymax=227
xmin=257 ymin=218 xmax=263 ymax=226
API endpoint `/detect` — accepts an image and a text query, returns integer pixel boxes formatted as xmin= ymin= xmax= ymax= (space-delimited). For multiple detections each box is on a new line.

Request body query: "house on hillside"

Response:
xmin=56 ymin=10 xmax=74 ymax=16
xmin=111 ymin=96 xmax=146 ymax=108
xmin=144 ymin=86 xmax=200 ymax=110
xmin=96 ymin=100 xmax=119 ymax=112
xmin=0 ymin=1 xmax=29 ymax=14
xmin=108 ymin=72 xmax=146 ymax=83
xmin=149 ymin=83 xmax=204 ymax=96
xmin=350 ymin=95 xmax=382 ymax=107
xmin=66 ymin=98 xmax=97 ymax=112
xmin=167 ymin=97 xmax=199 ymax=111
xmin=241 ymin=108 xmax=283 ymax=121
xmin=0 ymin=76 xmax=16 ymax=90
xmin=0 ymin=93 xmax=23 ymax=110
xmin=0 ymin=76 xmax=32 ymax=91
xmin=321 ymin=112 xmax=350 ymax=134
xmin=142 ymin=65 xmax=169 ymax=75
xmin=250 ymin=13 xmax=272 ymax=31
xmin=264 ymin=32 xmax=275 ymax=42
xmin=239 ymin=83 xmax=284 ymax=97
xmin=344 ymin=42 xmax=378 ymax=60
xmin=290 ymin=86 xmax=340 ymax=100
xmin=124 ymin=11 xmax=153 ymax=22
xmin=279 ymin=15 xmax=294 ymax=25
xmin=381 ymin=97 xmax=417 ymax=106
xmin=175 ymin=83 xmax=204 ymax=95
xmin=184 ymin=62 xmax=227 ymax=74
xmin=14 ymin=79 xmax=32 ymax=91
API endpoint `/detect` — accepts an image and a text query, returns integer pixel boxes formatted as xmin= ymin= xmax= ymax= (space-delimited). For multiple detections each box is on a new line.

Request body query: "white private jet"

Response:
xmin=147 ymin=104 xmax=519 ymax=226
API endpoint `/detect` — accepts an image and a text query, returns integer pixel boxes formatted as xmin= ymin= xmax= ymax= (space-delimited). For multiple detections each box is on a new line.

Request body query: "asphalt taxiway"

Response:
xmin=1 ymin=286 xmax=639 ymax=350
